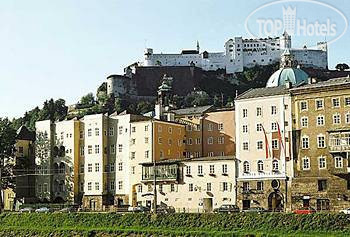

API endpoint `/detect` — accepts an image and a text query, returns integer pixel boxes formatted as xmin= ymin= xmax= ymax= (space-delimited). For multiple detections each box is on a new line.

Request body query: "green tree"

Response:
xmin=80 ymin=93 xmax=95 ymax=106
xmin=0 ymin=118 xmax=17 ymax=211
xmin=336 ymin=63 xmax=349 ymax=71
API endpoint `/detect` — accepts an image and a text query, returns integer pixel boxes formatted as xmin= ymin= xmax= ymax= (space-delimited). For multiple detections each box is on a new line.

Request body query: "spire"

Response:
xmin=196 ymin=40 xmax=200 ymax=52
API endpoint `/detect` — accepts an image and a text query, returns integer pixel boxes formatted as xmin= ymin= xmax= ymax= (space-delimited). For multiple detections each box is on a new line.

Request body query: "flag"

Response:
xmin=277 ymin=122 xmax=286 ymax=159
xmin=262 ymin=125 xmax=271 ymax=159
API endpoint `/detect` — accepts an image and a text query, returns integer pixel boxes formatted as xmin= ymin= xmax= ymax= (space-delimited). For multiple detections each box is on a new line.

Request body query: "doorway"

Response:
xmin=203 ymin=198 xmax=213 ymax=212
xmin=242 ymin=200 xmax=250 ymax=210
xmin=268 ymin=192 xmax=283 ymax=212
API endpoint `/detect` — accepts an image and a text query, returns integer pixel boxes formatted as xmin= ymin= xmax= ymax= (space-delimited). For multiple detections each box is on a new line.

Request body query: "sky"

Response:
xmin=1 ymin=0 xmax=349 ymax=119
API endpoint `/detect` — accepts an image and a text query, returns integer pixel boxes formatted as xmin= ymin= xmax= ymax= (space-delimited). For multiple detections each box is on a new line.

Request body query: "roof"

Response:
xmin=290 ymin=76 xmax=350 ymax=93
xmin=236 ymin=86 xmax=289 ymax=100
xmin=266 ymin=67 xmax=309 ymax=87
xmin=16 ymin=126 xmax=35 ymax=141
xmin=171 ymin=105 xmax=213 ymax=115
xmin=140 ymin=156 xmax=235 ymax=165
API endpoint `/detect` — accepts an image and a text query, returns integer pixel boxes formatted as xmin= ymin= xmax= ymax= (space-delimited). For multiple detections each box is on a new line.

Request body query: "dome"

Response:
xmin=266 ymin=67 xmax=309 ymax=87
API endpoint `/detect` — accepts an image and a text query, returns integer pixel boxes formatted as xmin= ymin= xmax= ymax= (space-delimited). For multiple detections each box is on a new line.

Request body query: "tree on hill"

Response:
xmin=335 ymin=63 xmax=349 ymax=71
xmin=80 ymin=93 xmax=95 ymax=106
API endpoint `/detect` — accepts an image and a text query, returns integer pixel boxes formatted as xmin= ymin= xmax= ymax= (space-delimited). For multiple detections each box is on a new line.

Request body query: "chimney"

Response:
xmin=307 ymin=77 xmax=312 ymax=84
xmin=285 ymin=81 xmax=292 ymax=89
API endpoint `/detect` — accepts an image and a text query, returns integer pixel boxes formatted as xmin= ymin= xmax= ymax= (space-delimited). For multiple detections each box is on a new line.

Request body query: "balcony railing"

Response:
xmin=239 ymin=171 xmax=286 ymax=180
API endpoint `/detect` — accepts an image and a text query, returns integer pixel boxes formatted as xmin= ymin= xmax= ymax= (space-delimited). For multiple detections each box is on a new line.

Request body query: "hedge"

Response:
xmin=0 ymin=213 xmax=349 ymax=236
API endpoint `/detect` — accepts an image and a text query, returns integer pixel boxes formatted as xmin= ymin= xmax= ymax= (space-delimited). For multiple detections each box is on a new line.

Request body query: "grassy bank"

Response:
xmin=0 ymin=212 xmax=350 ymax=236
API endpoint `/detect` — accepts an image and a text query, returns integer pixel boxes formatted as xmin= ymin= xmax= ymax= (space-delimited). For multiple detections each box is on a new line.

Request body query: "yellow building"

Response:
xmin=290 ymin=76 xmax=350 ymax=211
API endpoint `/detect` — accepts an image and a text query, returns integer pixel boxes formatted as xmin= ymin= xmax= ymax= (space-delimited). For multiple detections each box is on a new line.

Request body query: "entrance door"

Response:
xmin=242 ymin=200 xmax=250 ymax=210
xmin=303 ymin=198 xmax=310 ymax=208
xmin=203 ymin=198 xmax=213 ymax=213
xmin=268 ymin=192 xmax=283 ymax=212
xmin=90 ymin=200 xmax=96 ymax=210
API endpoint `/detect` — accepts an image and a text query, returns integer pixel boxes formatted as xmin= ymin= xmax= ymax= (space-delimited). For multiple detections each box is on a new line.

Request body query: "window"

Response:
xmin=187 ymin=138 xmax=192 ymax=145
xmin=145 ymin=150 xmax=149 ymax=159
xmin=243 ymin=161 xmax=250 ymax=173
xmin=80 ymin=164 xmax=84 ymax=173
xmin=118 ymin=144 xmax=123 ymax=152
xmin=272 ymin=160 xmax=279 ymax=171
xmin=303 ymin=157 xmax=310 ymax=170
xmin=118 ymin=126 xmax=123 ymax=135
xmin=80 ymin=130 xmax=84 ymax=139
xmin=95 ymin=163 xmax=100 ymax=172
xmin=95 ymin=145 xmax=100 ymax=154
xmin=138 ymin=184 xmax=142 ymax=193
xmin=319 ymin=156 xmax=326 ymax=169
xmin=332 ymin=98 xmax=340 ymax=107
xmin=243 ymin=109 xmax=248 ymax=118
xmin=272 ymin=139 xmax=279 ymax=150
xmin=145 ymin=137 xmax=149 ymax=144
xmin=317 ymin=135 xmax=326 ymax=148
xmin=194 ymin=151 xmax=200 ymax=157
xmin=118 ymin=181 xmax=123 ymax=190
xmin=302 ymin=136 xmax=309 ymax=149
xmin=196 ymin=138 xmax=201 ymax=144
xmin=118 ymin=162 xmax=123 ymax=171
xmin=346 ymin=113 xmax=350 ymax=124
xmin=158 ymin=137 xmax=162 ymax=144
xmin=257 ymin=141 xmax=263 ymax=150
xmin=80 ymin=146 xmax=84 ymax=156
xmin=168 ymin=138 xmax=172 ymax=145
xmin=110 ymin=144 xmax=115 ymax=154
xmin=333 ymin=113 xmax=341 ymax=124
xmin=170 ymin=184 xmax=175 ymax=192
xmin=256 ymin=107 xmax=262 ymax=116
xmin=145 ymin=125 xmax=149 ymax=131
xmin=300 ymin=101 xmax=308 ymax=111
xmin=257 ymin=160 xmax=264 ymax=172
xmin=110 ymin=163 xmax=115 ymax=172
xmin=222 ymin=164 xmax=228 ymax=174
xmin=335 ymin=156 xmax=343 ymax=168
xmin=198 ymin=165 xmax=203 ymax=175
xmin=271 ymin=122 xmax=277 ymax=131
xmin=88 ymin=129 xmax=92 ymax=137
xmin=222 ymin=182 xmax=228 ymax=191
xmin=160 ymin=150 xmax=164 ymax=158
xmin=345 ymin=97 xmax=350 ymax=106
xmin=131 ymin=139 xmax=136 ymax=145
xmin=131 ymin=126 xmax=136 ymax=133
xmin=189 ymin=183 xmax=194 ymax=192
xmin=208 ymin=137 xmax=213 ymax=144
xmin=131 ymin=152 xmax=136 ymax=160
xmin=209 ymin=165 xmax=215 ymax=174
xmin=317 ymin=115 xmax=325 ymax=126
xmin=257 ymin=181 xmax=264 ymax=191
xmin=110 ymin=181 xmax=115 ymax=191
xmin=186 ymin=125 xmax=192 ymax=131
xmin=88 ymin=145 xmax=92 ymax=154
xmin=195 ymin=124 xmax=201 ymax=131
xmin=168 ymin=127 xmax=172 ymax=134
xmin=271 ymin=106 xmax=277 ymax=115
xmin=243 ymin=182 xmax=250 ymax=192
xmin=243 ymin=142 xmax=249 ymax=151
xmin=95 ymin=182 xmax=99 ymax=190
xmin=207 ymin=183 xmax=212 ymax=192
xmin=256 ymin=123 xmax=263 ymax=132
xmin=186 ymin=166 xmax=191 ymax=175
xmin=88 ymin=164 xmax=92 ymax=172
xmin=109 ymin=127 xmax=114 ymax=136
xmin=158 ymin=125 xmax=162 ymax=132
xmin=218 ymin=136 xmax=225 ymax=144
xmin=88 ymin=182 xmax=92 ymax=191
xmin=301 ymin=117 xmax=308 ymax=127
xmin=218 ymin=123 xmax=223 ymax=130
xmin=208 ymin=123 xmax=213 ymax=131
xmin=208 ymin=152 xmax=214 ymax=157
xmin=95 ymin=128 xmax=99 ymax=136
xmin=318 ymin=180 xmax=327 ymax=191
xmin=131 ymin=166 xmax=135 ymax=174
xmin=242 ymin=125 xmax=248 ymax=133
xmin=315 ymin=99 xmax=324 ymax=110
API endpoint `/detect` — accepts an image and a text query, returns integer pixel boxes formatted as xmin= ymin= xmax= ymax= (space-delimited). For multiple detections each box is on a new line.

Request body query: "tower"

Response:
xmin=280 ymin=48 xmax=296 ymax=68
xmin=155 ymin=74 xmax=174 ymax=120
xmin=196 ymin=41 xmax=200 ymax=53
xmin=280 ymin=31 xmax=291 ymax=49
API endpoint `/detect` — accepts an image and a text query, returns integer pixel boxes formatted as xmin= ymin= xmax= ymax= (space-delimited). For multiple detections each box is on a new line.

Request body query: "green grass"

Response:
xmin=0 ymin=212 xmax=350 ymax=236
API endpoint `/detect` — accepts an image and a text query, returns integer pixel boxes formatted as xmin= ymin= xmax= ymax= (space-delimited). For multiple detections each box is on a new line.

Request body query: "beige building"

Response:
xmin=290 ymin=76 xmax=350 ymax=211
xmin=137 ymin=156 xmax=236 ymax=212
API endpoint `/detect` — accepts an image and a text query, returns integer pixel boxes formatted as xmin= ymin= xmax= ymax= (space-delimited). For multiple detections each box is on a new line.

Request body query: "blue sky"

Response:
xmin=1 ymin=0 xmax=349 ymax=118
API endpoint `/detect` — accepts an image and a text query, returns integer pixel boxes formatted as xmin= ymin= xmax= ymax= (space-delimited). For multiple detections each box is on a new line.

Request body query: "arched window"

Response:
xmin=59 ymin=162 xmax=65 ymax=174
xmin=54 ymin=180 xmax=59 ymax=192
xmin=53 ymin=146 xmax=59 ymax=157
xmin=59 ymin=146 xmax=65 ymax=157
xmin=59 ymin=180 xmax=65 ymax=192
xmin=272 ymin=160 xmax=279 ymax=171
xmin=243 ymin=161 xmax=250 ymax=173
xmin=257 ymin=160 xmax=264 ymax=172
xmin=54 ymin=163 xmax=59 ymax=174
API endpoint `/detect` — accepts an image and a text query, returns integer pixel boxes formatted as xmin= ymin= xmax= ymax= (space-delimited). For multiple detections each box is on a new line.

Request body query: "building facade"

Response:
xmin=290 ymin=77 xmax=350 ymax=212
xmin=235 ymin=85 xmax=294 ymax=211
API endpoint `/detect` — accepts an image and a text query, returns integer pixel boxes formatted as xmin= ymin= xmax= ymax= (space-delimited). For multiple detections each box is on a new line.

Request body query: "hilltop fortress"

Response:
xmin=138 ymin=32 xmax=327 ymax=74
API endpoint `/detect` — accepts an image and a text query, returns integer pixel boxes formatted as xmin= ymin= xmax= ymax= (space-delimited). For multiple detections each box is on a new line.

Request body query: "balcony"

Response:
xmin=239 ymin=171 xmax=286 ymax=180
xmin=328 ymin=131 xmax=350 ymax=153
xmin=141 ymin=163 xmax=178 ymax=182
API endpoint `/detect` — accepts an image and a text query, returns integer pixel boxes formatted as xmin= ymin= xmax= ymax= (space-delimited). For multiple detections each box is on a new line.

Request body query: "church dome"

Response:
xmin=266 ymin=67 xmax=309 ymax=87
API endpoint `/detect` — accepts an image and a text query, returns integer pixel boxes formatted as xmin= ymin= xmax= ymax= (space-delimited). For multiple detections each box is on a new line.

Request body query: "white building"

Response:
xmin=137 ymin=156 xmax=236 ymax=212
xmin=139 ymin=32 xmax=327 ymax=74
